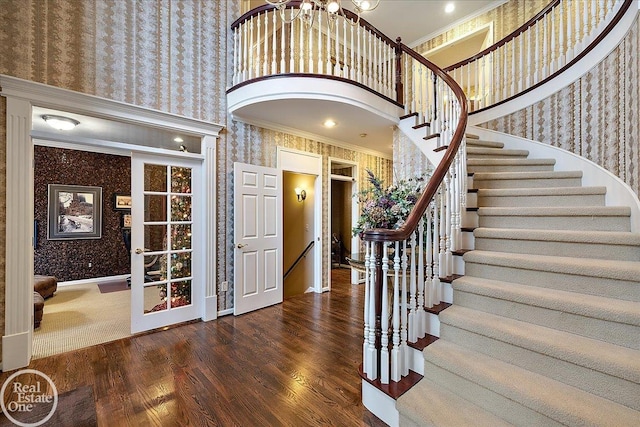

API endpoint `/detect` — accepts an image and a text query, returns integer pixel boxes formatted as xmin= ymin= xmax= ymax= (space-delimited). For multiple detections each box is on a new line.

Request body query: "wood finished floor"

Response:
xmin=1 ymin=268 xmax=386 ymax=426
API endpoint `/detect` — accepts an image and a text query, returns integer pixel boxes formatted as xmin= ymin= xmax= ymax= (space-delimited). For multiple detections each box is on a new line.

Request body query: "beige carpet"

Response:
xmin=33 ymin=282 xmax=132 ymax=359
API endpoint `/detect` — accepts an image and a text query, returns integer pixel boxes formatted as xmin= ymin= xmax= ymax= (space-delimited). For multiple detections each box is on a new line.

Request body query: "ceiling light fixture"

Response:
xmin=264 ymin=0 xmax=380 ymax=27
xmin=324 ymin=119 xmax=337 ymax=128
xmin=42 ymin=115 xmax=80 ymax=131
xmin=174 ymin=137 xmax=184 ymax=143
xmin=444 ymin=2 xmax=455 ymax=14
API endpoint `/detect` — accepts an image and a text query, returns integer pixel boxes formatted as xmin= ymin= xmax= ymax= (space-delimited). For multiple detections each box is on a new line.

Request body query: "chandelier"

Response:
xmin=264 ymin=0 xmax=380 ymax=26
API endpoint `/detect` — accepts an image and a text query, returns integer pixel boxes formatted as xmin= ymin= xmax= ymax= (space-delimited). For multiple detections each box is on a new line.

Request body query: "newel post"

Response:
xmin=395 ymin=37 xmax=404 ymax=105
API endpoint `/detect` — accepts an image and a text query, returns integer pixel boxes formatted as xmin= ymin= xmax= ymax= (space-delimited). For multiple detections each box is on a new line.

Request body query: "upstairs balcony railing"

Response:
xmin=445 ymin=0 xmax=631 ymax=113
xmin=229 ymin=0 xmax=630 ymax=388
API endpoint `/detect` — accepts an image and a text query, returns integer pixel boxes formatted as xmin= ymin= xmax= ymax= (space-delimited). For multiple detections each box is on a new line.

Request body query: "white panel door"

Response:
xmin=131 ymin=154 xmax=202 ymax=333
xmin=234 ymin=162 xmax=283 ymax=315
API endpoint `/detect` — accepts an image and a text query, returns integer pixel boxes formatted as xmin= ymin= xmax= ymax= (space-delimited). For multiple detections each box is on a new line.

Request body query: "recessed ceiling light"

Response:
xmin=360 ymin=133 xmax=368 ymax=138
xmin=42 ymin=115 xmax=80 ymax=131
xmin=174 ymin=137 xmax=184 ymax=143
xmin=445 ymin=2 xmax=455 ymax=13
xmin=324 ymin=119 xmax=337 ymax=128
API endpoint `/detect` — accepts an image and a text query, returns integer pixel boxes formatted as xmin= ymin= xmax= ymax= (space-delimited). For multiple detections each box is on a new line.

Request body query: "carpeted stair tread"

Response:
xmin=467 ymin=146 xmax=529 ymax=157
xmin=477 ymin=186 xmax=606 ymax=207
xmin=422 ymin=340 xmax=640 ymax=426
xmin=440 ymin=305 xmax=640 ymax=384
xmin=476 ymin=186 xmax=606 ymax=197
xmin=477 ymin=205 xmax=631 ymax=217
xmin=397 ymin=377 xmax=513 ymax=427
xmin=466 ymin=139 xmax=502 ymax=148
xmin=464 ymin=250 xmax=640 ymax=282
xmin=468 ymin=158 xmax=556 ymax=166
xmin=453 ymin=275 xmax=640 ymax=349
xmin=473 ymin=227 xmax=640 ymax=260
xmin=454 ymin=275 xmax=640 ymax=328
xmin=473 ymin=227 xmax=640 ymax=245
xmin=472 ymin=170 xmax=583 ymax=181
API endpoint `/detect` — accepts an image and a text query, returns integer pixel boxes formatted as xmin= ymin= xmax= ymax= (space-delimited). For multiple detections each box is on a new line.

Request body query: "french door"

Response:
xmin=131 ymin=154 xmax=202 ymax=334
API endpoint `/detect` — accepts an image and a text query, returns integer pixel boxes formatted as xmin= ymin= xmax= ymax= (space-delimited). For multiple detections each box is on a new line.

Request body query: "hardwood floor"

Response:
xmin=1 ymin=268 xmax=386 ymax=426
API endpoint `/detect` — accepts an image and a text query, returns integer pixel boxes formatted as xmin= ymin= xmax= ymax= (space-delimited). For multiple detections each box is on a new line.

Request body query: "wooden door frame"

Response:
xmin=0 ymin=75 xmax=223 ymax=371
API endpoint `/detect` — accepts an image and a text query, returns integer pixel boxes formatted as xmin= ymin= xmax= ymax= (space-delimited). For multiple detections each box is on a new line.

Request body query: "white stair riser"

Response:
xmin=466 ymin=140 xmax=504 ymax=149
xmin=477 ymin=193 xmax=605 ymax=207
xmin=453 ymin=289 xmax=640 ymax=350
xmin=466 ymin=192 xmax=477 ymax=206
xmin=422 ymin=359 xmax=563 ymax=427
xmin=478 ymin=214 xmax=631 ymax=232
xmin=461 ymin=211 xmax=478 ymax=228
xmin=473 ymin=177 xmax=583 ymax=189
xmin=460 ymin=230 xmax=475 ymax=249
xmin=453 ymin=254 xmax=465 ymax=275
xmin=467 ymin=153 xmax=528 ymax=159
xmin=474 ymin=236 xmax=640 ymax=261
xmin=464 ymin=262 xmax=640 ymax=302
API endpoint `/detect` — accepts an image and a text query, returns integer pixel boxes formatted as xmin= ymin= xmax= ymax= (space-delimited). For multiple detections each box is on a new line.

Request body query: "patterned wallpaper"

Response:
xmin=479 ymin=16 xmax=640 ymax=197
xmin=415 ymin=0 xmax=548 ymax=53
xmin=0 ymin=0 xmax=391 ymax=317
xmin=34 ymin=147 xmax=131 ymax=281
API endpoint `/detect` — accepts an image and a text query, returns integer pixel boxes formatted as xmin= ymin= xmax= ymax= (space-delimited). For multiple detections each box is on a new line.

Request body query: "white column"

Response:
xmin=202 ymin=135 xmax=218 ymax=321
xmin=3 ymin=96 xmax=34 ymax=371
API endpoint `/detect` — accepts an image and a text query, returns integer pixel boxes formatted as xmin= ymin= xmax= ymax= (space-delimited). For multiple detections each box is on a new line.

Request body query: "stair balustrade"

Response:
xmin=445 ymin=0 xmax=631 ymax=113
xmin=229 ymin=0 xmax=631 ymax=391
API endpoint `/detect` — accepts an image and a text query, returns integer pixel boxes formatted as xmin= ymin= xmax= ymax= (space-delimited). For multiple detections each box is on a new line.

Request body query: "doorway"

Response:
xmin=283 ymin=171 xmax=317 ymax=298
xmin=328 ymin=159 xmax=359 ymax=287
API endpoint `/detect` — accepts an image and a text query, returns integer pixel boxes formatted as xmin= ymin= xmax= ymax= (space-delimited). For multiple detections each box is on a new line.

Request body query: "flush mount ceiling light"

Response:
xmin=324 ymin=119 xmax=337 ymax=128
xmin=444 ymin=2 xmax=455 ymax=14
xmin=265 ymin=0 xmax=381 ymax=27
xmin=42 ymin=115 xmax=80 ymax=131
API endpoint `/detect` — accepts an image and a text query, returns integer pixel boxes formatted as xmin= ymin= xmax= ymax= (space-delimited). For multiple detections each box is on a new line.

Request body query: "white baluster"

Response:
xmin=263 ymin=12 xmax=269 ymax=76
xmin=432 ymin=193 xmax=441 ymax=307
xmin=243 ymin=20 xmax=249 ymax=81
xmin=256 ymin=13 xmax=262 ymax=78
xmin=380 ymin=244 xmax=390 ymax=384
xmin=575 ymin=0 xmax=581 ymax=54
xmin=401 ymin=239 xmax=409 ymax=376
xmin=417 ymin=217 xmax=426 ymax=338
xmin=583 ymin=0 xmax=589 ymax=47
xmin=558 ymin=5 xmax=564 ymax=70
xmin=271 ymin=12 xmax=277 ymax=74
xmin=425 ymin=209 xmax=433 ymax=309
xmin=408 ymin=230 xmax=417 ymax=342
xmin=356 ymin=23 xmax=362 ymax=83
xmin=249 ymin=16 xmax=255 ymax=79
xmin=366 ymin=241 xmax=377 ymax=380
xmin=317 ymin=13 xmax=323 ymax=74
xmin=299 ymin=16 xmax=305 ymax=73
xmin=350 ymin=22 xmax=355 ymax=80
xmin=363 ymin=240 xmax=371 ymax=375
xmin=342 ymin=18 xmax=348 ymax=78
xmin=308 ymin=16 xmax=313 ymax=73
xmin=289 ymin=16 xmax=295 ymax=72
xmin=445 ymin=171 xmax=453 ymax=278
xmin=550 ymin=8 xmax=556 ymax=74
xmin=233 ymin=27 xmax=239 ymax=85
xmin=391 ymin=241 xmax=401 ymax=382
xmin=326 ymin=16 xmax=332 ymax=76
xmin=368 ymin=31 xmax=373 ymax=88
xmin=280 ymin=18 xmax=286 ymax=73
xmin=518 ymin=34 xmax=524 ymax=93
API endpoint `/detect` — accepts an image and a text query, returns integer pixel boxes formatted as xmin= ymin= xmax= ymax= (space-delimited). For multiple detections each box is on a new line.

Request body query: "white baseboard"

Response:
xmin=57 ymin=274 xmax=130 ymax=287
xmin=362 ymin=380 xmax=399 ymax=427
xmin=217 ymin=308 xmax=234 ymax=317
xmin=2 ymin=331 xmax=31 ymax=372
xmin=202 ymin=295 xmax=218 ymax=321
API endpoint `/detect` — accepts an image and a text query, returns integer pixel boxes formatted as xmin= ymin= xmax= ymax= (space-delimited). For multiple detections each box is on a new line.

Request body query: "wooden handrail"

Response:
xmin=362 ymin=42 xmax=468 ymax=243
xmin=283 ymin=240 xmax=315 ymax=280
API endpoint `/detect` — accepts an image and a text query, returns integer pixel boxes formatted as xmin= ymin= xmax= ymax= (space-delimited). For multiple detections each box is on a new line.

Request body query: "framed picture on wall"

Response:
xmin=114 ymin=193 xmax=132 ymax=210
xmin=48 ymin=184 xmax=102 ymax=240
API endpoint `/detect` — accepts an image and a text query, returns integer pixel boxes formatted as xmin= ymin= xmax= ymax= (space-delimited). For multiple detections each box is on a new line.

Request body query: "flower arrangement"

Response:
xmin=352 ymin=169 xmax=430 ymax=236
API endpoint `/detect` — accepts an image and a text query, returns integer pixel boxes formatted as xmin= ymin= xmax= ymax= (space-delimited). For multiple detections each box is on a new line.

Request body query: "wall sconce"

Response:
xmin=295 ymin=187 xmax=306 ymax=202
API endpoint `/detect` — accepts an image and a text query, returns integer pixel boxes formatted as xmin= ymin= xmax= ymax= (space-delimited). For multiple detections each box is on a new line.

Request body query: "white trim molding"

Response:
xmin=0 ymin=74 xmax=224 ymax=370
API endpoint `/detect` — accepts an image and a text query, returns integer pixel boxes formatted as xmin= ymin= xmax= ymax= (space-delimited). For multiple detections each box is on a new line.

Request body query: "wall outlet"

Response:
xmin=221 ymin=281 xmax=228 ymax=291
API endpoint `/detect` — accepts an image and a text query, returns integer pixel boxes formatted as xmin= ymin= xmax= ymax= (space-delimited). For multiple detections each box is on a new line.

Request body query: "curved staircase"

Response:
xmin=397 ymin=136 xmax=640 ymax=426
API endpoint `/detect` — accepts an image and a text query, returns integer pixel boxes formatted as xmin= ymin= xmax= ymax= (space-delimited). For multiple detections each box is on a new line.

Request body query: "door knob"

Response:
xmin=236 ymin=243 xmax=247 ymax=249
xmin=135 ymin=248 xmax=144 ymax=254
